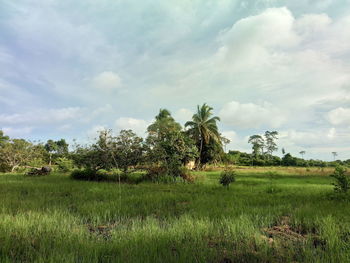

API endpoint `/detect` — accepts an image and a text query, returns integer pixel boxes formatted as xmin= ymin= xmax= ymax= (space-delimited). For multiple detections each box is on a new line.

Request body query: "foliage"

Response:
xmin=115 ymin=129 xmax=144 ymax=173
xmin=26 ymin=166 xmax=52 ymax=177
xmin=185 ymin=103 xmax=222 ymax=167
xmin=0 ymin=135 xmax=46 ymax=172
xmin=70 ymin=169 xmax=109 ymax=181
xmin=330 ymin=165 xmax=349 ymax=193
xmin=146 ymin=109 xmax=197 ymax=178
xmin=56 ymin=157 xmax=74 ymax=172
xmin=264 ymin=131 xmax=278 ymax=156
xmin=248 ymin=135 xmax=264 ymax=157
xmin=219 ymin=170 xmax=236 ymax=188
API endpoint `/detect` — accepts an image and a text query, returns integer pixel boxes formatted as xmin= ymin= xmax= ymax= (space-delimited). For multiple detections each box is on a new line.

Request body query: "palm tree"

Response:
xmin=299 ymin=151 xmax=306 ymax=159
xmin=332 ymin=152 xmax=338 ymax=161
xmin=185 ymin=103 xmax=221 ymax=166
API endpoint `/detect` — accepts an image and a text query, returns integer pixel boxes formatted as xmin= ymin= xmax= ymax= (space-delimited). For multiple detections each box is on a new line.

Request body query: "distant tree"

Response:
xmin=56 ymin=139 xmax=69 ymax=155
xmin=44 ymin=140 xmax=58 ymax=165
xmin=185 ymin=103 xmax=221 ymax=167
xmin=221 ymin=135 xmax=231 ymax=153
xmin=264 ymin=131 xmax=278 ymax=157
xmin=115 ymin=129 xmax=144 ymax=173
xmin=0 ymin=130 xmax=9 ymax=146
xmin=332 ymin=152 xmax=338 ymax=161
xmin=281 ymin=153 xmax=297 ymax=166
xmin=248 ymin=135 xmax=265 ymax=158
xmin=282 ymin=148 xmax=286 ymax=155
xmin=299 ymin=151 xmax=306 ymax=159
xmin=0 ymin=139 xmax=44 ymax=172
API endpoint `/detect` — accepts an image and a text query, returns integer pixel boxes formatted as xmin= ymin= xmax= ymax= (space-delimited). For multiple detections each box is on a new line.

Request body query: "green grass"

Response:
xmin=0 ymin=169 xmax=350 ymax=262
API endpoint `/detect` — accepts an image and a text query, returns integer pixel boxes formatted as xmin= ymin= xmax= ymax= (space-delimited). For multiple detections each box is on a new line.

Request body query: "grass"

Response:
xmin=0 ymin=167 xmax=350 ymax=262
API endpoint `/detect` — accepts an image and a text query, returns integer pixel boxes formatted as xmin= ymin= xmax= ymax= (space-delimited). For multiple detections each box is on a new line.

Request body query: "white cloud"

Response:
xmin=92 ymin=71 xmax=122 ymax=91
xmin=2 ymin=127 xmax=33 ymax=138
xmin=87 ymin=125 xmax=108 ymax=139
xmin=219 ymin=101 xmax=286 ymax=128
xmin=326 ymin=107 xmax=350 ymax=126
xmin=115 ymin=117 xmax=149 ymax=136
xmin=0 ymin=107 xmax=84 ymax=125
xmin=173 ymin=108 xmax=193 ymax=124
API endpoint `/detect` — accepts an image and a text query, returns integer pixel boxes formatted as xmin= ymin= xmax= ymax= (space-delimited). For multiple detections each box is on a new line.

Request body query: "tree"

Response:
xmin=264 ymin=131 xmax=278 ymax=157
xmin=146 ymin=109 xmax=197 ymax=177
xmin=185 ymin=103 xmax=221 ymax=167
xmin=0 ymin=130 xmax=9 ymax=146
xmin=56 ymin=139 xmax=69 ymax=155
xmin=248 ymin=135 xmax=265 ymax=158
xmin=115 ymin=130 xmax=143 ymax=173
xmin=282 ymin=148 xmax=286 ymax=155
xmin=332 ymin=152 xmax=338 ymax=161
xmin=0 ymin=139 xmax=45 ymax=172
xmin=72 ymin=129 xmax=116 ymax=171
xmin=299 ymin=151 xmax=306 ymax=159
xmin=45 ymin=140 xmax=58 ymax=165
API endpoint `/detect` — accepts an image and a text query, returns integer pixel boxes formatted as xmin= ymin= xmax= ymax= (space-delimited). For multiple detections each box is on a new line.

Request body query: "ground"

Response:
xmin=0 ymin=167 xmax=349 ymax=262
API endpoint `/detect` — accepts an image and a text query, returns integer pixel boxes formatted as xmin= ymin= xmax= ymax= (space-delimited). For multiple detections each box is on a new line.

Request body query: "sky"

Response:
xmin=0 ymin=0 xmax=349 ymax=160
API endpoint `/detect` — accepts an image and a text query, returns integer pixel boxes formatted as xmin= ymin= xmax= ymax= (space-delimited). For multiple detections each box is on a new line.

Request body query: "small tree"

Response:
xmin=330 ymin=165 xmax=349 ymax=193
xmin=115 ymin=130 xmax=143 ymax=173
xmin=219 ymin=170 xmax=236 ymax=189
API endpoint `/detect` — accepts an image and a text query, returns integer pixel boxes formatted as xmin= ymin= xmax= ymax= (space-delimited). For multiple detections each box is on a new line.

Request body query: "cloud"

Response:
xmin=115 ymin=117 xmax=149 ymax=136
xmin=87 ymin=125 xmax=108 ymax=139
xmin=2 ymin=127 xmax=34 ymax=138
xmin=92 ymin=71 xmax=122 ymax=91
xmin=326 ymin=107 xmax=350 ymax=126
xmin=219 ymin=101 xmax=286 ymax=128
xmin=0 ymin=107 xmax=84 ymax=125
xmin=173 ymin=108 xmax=193 ymax=124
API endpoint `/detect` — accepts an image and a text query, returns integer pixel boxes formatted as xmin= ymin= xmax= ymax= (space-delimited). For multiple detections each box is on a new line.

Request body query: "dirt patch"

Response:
xmin=87 ymin=223 xmax=117 ymax=240
xmin=261 ymin=216 xmax=325 ymax=249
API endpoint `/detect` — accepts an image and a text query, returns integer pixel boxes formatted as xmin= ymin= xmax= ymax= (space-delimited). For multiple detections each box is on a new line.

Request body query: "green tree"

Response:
xmin=146 ymin=109 xmax=197 ymax=177
xmin=115 ymin=129 xmax=144 ymax=173
xmin=185 ymin=103 xmax=221 ymax=167
xmin=264 ymin=131 xmax=278 ymax=157
xmin=299 ymin=151 xmax=306 ymax=159
xmin=0 ymin=130 xmax=9 ymax=146
xmin=248 ymin=135 xmax=265 ymax=158
xmin=44 ymin=140 xmax=58 ymax=165
xmin=0 ymin=139 xmax=44 ymax=172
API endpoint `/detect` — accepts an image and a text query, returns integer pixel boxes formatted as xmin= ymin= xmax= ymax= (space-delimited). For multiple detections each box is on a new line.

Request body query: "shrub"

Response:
xmin=330 ymin=166 xmax=349 ymax=193
xmin=26 ymin=166 xmax=52 ymax=177
xmin=219 ymin=170 xmax=236 ymax=188
xmin=70 ymin=169 xmax=109 ymax=181
xmin=56 ymin=157 xmax=74 ymax=172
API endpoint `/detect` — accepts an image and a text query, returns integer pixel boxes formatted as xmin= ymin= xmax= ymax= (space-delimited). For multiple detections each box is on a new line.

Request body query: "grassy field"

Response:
xmin=0 ymin=167 xmax=349 ymax=262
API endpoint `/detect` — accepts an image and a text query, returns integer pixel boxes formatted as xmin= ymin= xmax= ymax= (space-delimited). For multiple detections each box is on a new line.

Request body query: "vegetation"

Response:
xmin=1 ymin=168 xmax=350 ymax=262
xmin=219 ymin=169 xmax=236 ymax=188
xmin=1 ymin=104 xmax=350 ymax=261
xmin=330 ymin=165 xmax=349 ymax=193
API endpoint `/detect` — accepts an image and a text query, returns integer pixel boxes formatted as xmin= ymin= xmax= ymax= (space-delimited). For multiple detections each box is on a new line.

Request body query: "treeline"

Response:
xmin=224 ymin=151 xmax=350 ymax=167
xmin=1 ymin=103 xmax=349 ymax=175
xmin=0 ymin=104 xmax=226 ymax=177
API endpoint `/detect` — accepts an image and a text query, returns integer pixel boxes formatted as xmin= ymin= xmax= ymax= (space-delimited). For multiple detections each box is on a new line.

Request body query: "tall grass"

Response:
xmin=0 ymin=169 xmax=349 ymax=262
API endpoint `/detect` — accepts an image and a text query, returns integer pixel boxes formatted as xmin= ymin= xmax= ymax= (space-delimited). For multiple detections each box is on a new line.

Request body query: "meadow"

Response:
xmin=0 ymin=167 xmax=349 ymax=263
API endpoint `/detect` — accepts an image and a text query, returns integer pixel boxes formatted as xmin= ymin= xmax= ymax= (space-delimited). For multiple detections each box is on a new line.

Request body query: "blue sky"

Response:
xmin=0 ymin=0 xmax=350 ymax=160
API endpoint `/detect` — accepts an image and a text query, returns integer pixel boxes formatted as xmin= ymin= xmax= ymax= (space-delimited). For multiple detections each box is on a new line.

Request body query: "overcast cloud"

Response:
xmin=0 ymin=0 xmax=349 ymax=160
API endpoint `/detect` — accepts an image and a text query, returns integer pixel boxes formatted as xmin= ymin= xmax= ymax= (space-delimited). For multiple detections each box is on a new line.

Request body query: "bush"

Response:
xmin=71 ymin=169 xmax=109 ymax=181
xmin=145 ymin=165 xmax=194 ymax=183
xmin=56 ymin=157 xmax=74 ymax=172
xmin=330 ymin=166 xmax=349 ymax=193
xmin=26 ymin=166 xmax=52 ymax=177
xmin=219 ymin=170 xmax=236 ymax=188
